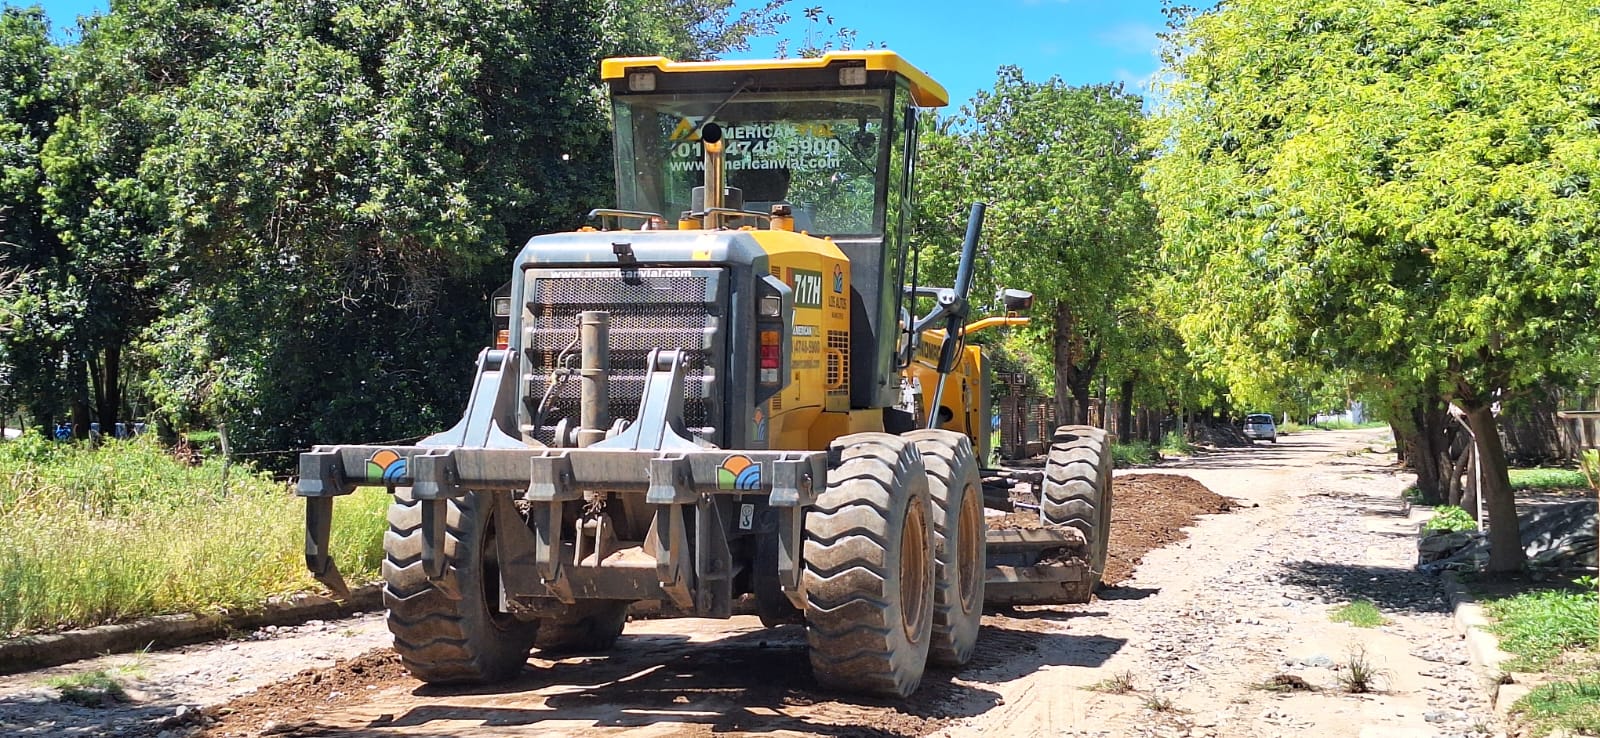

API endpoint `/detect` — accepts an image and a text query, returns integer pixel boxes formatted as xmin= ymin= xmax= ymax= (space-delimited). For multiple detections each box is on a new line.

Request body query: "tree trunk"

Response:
xmin=1460 ymin=402 xmax=1524 ymax=573
xmin=68 ymin=355 xmax=91 ymax=440
xmin=1052 ymin=303 xmax=1074 ymax=426
xmin=1117 ymin=378 xmax=1135 ymax=444
xmin=88 ymin=344 xmax=123 ymax=433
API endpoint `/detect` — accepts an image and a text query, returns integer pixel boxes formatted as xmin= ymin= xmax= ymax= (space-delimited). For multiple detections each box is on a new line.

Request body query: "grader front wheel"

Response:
xmin=382 ymin=490 xmax=539 ymax=684
xmin=803 ymin=433 xmax=935 ymax=697
xmin=904 ymin=429 xmax=985 ymax=667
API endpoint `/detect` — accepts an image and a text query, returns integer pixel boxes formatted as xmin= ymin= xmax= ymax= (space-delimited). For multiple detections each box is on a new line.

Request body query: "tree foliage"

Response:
xmin=0 ymin=0 xmax=799 ymax=457
xmin=1147 ymin=0 xmax=1600 ymax=570
xmin=916 ymin=68 xmax=1156 ymax=425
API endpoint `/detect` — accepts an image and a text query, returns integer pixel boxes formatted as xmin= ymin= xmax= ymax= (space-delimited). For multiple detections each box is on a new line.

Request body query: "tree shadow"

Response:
xmin=1276 ymin=560 xmax=1450 ymax=615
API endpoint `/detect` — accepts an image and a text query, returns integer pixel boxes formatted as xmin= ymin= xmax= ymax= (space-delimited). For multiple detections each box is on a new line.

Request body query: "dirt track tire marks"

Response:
xmin=803 ymin=433 xmax=934 ymax=697
xmin=1040 ymin=425 xmax=1114 ymax=593
xmin=904 ymin=429 xmax=984 ymax=667
xmin=383 ymin=489 xmax=538 ymax=684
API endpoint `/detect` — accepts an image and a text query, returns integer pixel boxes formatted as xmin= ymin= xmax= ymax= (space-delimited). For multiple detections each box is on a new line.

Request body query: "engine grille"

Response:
xmin=520 ymin=267 xmax=726 ymax=446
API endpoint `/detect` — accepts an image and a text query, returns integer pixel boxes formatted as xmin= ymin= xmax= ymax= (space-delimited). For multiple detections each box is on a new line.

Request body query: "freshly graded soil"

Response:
xmin=195 ymin=473 xmax=1233 ymax=738
xmin=1103 ymin=473 xmax=1234 ymax=586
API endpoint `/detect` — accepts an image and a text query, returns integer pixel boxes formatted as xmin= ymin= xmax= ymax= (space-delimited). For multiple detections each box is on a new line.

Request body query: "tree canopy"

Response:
xmin=1146 ymin=0 xmax=1600 ymax=570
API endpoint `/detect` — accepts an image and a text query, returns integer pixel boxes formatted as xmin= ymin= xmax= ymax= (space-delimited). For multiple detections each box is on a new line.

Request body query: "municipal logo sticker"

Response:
xmin=832 ymin=264 xmax=844 ymax=293
xmin=367 ymin=449 xmax=407 ymax=482
xmin=717 ymin=455 xmax=762 ymax=490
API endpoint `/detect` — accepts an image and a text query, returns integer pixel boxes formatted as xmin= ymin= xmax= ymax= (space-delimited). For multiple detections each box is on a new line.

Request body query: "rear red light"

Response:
xmin=495 ymin=330 xmax=510 ymax=350
xmin=760 ymin=331 xmax=780 ymax=369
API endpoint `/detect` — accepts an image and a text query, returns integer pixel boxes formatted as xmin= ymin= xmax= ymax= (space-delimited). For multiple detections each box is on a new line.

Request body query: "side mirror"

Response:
xmin=1001 ymin=289 xmax=1034 ymax=313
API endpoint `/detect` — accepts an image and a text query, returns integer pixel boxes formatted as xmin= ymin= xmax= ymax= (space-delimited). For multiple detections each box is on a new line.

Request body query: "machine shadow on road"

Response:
xmin=351 ymin=620 xmax=1125 ymax=736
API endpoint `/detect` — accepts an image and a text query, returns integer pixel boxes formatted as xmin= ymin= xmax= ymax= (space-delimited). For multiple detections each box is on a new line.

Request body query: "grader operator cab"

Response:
xmin=298 ymin=51 xmax=1113 ymax=698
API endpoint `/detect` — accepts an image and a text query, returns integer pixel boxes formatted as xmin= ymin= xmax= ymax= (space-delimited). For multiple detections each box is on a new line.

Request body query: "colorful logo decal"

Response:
xmin=367 ymin=449 xmax=407 ymax=482
xmin=753 ymin=408 xmax=768 ymax=443
xmin=832 ymin=264 xmax=844 ymax=293
xmin=717 ymin=455 xmax=762 ymax=490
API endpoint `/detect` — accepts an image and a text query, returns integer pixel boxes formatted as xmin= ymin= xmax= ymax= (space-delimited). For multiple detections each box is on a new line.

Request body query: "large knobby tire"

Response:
xmin=1039 ymin=425 xmax=1114 ymax=588
xmin=903 ymin=429 xmax=984 ymax=667
xmin=383 ymin=489 xmax=539 ymax=684
xmin=534 ymin=600 xmax=629 ymax=654
xmin=803 ymin=433 xmax=935 ymax=697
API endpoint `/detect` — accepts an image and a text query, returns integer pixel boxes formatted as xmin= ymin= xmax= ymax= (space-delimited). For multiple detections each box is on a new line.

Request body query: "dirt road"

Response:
xmin=0 ymin=428 xmax=1497 ymax=737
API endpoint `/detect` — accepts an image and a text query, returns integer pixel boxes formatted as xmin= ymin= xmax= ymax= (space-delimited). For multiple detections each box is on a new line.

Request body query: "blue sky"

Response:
xmin=36 ymin=0 xmax=1171 ymax=107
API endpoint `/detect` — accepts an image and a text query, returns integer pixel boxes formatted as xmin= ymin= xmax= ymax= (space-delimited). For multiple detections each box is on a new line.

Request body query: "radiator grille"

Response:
xmin=521 ymin=267 xmax=725 ymax=446
xmin=827 ymin=329 xmax=850 ymax=397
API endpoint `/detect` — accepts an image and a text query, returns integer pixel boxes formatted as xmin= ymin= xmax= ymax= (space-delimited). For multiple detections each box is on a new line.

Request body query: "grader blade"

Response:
xmin=982 ymin=526 xmax=1095 ymax=606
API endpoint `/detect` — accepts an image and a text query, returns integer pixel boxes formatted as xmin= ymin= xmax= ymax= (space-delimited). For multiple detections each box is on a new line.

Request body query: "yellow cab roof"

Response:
xmin=601 ymin=50 xmax=949 ymax=108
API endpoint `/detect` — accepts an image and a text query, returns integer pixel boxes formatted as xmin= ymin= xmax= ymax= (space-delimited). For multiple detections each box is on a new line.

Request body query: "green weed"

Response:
xmin=46 ymin=670 xmax=128 ymax=706
xmin=1483 ymin=585 xmax=1599 ymax=671
xmin=1508 ymin=467 xmax=1591 ymax=492
xmin=1510 ymin=677 xmax=1600 ymax=737
xmin=0 ymin=434 xmax=390 ymax=636
xmin=1141 ymin=692 xmax=1177 ymax=711
xmin=1422 ymin=505 xmax=1478 ymax=533
xmin=1337 ymin=645 xmax=1387 ymax=693
xmin=1085 ymin=670 xmax=1137 ymax=694
xmin=1111 ymin=441 xmax=1157 ymax=467
xmin=1329 ymin=600 xmax=1388 ymax=628
xmin=1160 ymin=431 xmax=1194 ymax=456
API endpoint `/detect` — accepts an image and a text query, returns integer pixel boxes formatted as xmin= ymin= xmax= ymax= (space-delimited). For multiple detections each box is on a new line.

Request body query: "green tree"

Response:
xmin=923 ymin=68 xmax=1155 ymax=426
xmin=0 ymin=6 xmax=71 ymax=430
xmin=1146 ymin=0 xmax=1600 ymax=571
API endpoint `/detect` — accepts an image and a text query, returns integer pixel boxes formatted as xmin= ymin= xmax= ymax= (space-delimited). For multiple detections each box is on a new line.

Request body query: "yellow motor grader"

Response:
xmin=298 ymin=51 xmax=1112 ymax=698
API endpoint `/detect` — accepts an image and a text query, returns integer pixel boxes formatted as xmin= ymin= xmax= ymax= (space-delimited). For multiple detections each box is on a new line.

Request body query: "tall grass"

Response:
xmin=0 ymin=432 xmax=389 ymax=637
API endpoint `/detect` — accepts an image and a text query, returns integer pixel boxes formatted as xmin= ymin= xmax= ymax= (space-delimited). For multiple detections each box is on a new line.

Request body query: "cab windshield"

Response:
xmin=611 ymin=89 xmax=892 ymax=236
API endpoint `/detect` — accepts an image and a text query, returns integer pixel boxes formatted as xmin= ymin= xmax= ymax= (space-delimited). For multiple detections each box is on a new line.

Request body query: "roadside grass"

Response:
xmin=0 ymin=432 xmax=389 ymax=637
xmin=1279 ymin=420 xmax=1387 ymax=434
xmin=1509 ymin=467 xmax=1592 ymax=492
xmin=1112 ymin=441 xmax=1157 ymax=467
xmin=46 ymin=669 xmax=128 ymax=706
xmin=1329 ymin=600 xmax=1388 ymax=628
xmin=1160 ymin=431 xmax=1194 ymax=456
xmin=1511 ymin=677 xmax=1600 ymax=738
xmin=1482 ymin=580 xmax=1599 ymax=672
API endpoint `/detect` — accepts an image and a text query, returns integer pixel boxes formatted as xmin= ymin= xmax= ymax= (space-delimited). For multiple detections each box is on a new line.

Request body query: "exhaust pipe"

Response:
xmin=578 ymin=311 xmax=610 ymax=448
xmin=702 ymin=122 xmax=726 ymax=212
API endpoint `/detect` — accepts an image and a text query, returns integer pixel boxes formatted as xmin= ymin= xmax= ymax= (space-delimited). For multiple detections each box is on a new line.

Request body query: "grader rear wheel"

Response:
xmin=803 ymin=433 xmax=935 ymax=697
xmin=383 ymin=490 xmax=539 ymax=684
xmin=904 ymin=429 xmax=984 ymax=667
xmin=1039 ymin=425 xmax=1114 ymax=592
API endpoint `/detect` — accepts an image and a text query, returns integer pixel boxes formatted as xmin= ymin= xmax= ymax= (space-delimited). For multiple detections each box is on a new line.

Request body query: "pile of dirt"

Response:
xmin=1104 ymin=474 xmax=1233 ymax=586
xmin=1191 ymin=421 xmax=1254 ymax=448
xmin=199 ymin=649 xmax=408 ymax=736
